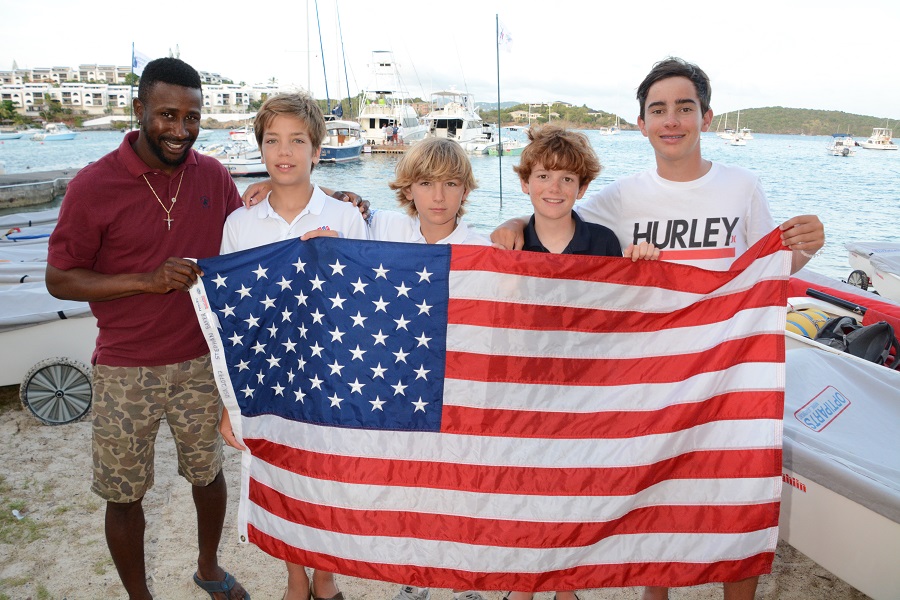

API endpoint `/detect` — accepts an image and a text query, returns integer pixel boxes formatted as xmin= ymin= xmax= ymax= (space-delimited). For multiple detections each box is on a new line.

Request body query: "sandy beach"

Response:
xmin=0 ymin=385 xmax=869 ymax=600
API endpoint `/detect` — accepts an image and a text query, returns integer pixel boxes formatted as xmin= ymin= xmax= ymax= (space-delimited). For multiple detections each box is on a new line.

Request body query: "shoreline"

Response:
xmin=0 ymin=384 xmax=870 ymax=600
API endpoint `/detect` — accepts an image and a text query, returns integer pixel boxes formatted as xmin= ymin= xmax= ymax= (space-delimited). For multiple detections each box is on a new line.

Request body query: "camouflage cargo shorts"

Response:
xmin=90 ymin=354 xmax=224 ymax=503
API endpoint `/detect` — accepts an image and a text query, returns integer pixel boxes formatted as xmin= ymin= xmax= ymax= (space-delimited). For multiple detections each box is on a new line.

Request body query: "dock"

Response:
xmin=0 ymin=169 xmax=80 ymax=209
xmin=366 ymin=143 xmax=410 ymax=155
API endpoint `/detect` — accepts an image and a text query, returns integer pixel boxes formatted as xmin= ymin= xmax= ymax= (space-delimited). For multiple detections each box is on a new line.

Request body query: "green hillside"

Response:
xmin=715 ymin=107 xmax=897 ymax=137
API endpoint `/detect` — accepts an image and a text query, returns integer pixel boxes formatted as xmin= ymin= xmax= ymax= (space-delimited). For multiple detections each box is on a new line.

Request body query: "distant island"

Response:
xmin=478 ymin=103 xmax=897 ymax=137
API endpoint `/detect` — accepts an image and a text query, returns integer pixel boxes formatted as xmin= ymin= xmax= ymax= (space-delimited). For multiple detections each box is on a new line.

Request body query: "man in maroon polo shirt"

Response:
xmin=46 ymin=58 xmax=248 ymax=600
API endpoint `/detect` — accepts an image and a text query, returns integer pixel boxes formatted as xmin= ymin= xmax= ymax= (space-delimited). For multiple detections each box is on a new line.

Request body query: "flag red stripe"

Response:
xmin=445 ymin=335 xmax=784 ymax=386
xmin=246 ymin=441 xmax=781 ymax=496
xmin=250 ymin=526 xmax=775 ymax=590
xmin=250 ymin=480 xmax=779 ymax=544
xmin=441 ymin=391 xmax=784 ymax=438
xmin=448 ymin=279 xmax=785 ymax=333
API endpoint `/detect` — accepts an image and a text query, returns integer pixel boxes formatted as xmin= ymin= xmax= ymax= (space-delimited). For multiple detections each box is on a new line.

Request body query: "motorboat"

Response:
xmin=729 ymin=135 xmax=747 ymax=146
xmin=1 ymin=223 xmax=55 ymax=244
xmin=356 ymin=51 xmax=428 ymax=147
xmin=781 ymin=270 xmax=900 ymax=600
xmin=229 ymin=124 xmax=254 ymax=142
xmin=319 ymin=119 xmax=366 ymax=163
xmin=421 ymin=89 xmax=495 ymax=154
xmin=844 ymin=241 xmax=900 ymax=297
xmin=739 ymin=127 xmax=754 ymax=140
xmin=487 ymin=126 xmax=529 ymax=156
xmin=31 ymin=123 xmax=77 ymax=141
xmin=870 ymin=253 xmax=900 ymax=302
xmin=859 ymin=127 xmax=897 ymax=150
xmin=827 ymin=133 xmax=856 ymax=156
xmin=598 ymin=115 xmax=621 ymax=136
xmin=200 ymin=141 xmax=267 ymax=177
xmin=0 ymin=130 xmax=28 ymax=141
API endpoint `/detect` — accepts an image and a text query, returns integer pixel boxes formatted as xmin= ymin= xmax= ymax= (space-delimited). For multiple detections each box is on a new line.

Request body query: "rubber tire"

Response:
xmin=847 ymin=269 xmax=869 ymax=290
xmin=20 ymin=357 xmax=93 ymax=425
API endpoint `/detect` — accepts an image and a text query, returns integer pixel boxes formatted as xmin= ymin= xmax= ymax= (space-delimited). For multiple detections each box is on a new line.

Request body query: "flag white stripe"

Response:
xmin=251 ymin=464 xmax=781 ymax=521
xmin=245 ymin=416 xmax=781 ymax=468
xmin=442 ymin=362 xmax=781 ymax=412
xmin=449 ymin=253 xmax=786 ymax=312
xmin=248 ymin=507 xmax=778 ymax=570
xmin=447 ymin=306 xmax=783 ymax=359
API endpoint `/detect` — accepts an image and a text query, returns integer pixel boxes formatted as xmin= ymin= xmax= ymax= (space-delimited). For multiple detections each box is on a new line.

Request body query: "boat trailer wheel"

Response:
xmin=20 ymin=357 xmax=93 ymax=425
xmin=846 ymin=269 xmax=869 ymax=291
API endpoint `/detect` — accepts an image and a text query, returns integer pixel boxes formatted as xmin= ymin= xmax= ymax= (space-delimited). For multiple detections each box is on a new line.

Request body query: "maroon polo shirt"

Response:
xmin=48 ymin=131 xmax=242 ymax=366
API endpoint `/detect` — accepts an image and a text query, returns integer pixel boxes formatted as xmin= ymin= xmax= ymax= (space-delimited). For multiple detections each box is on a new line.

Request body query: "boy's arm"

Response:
xmin=490 ymin=216 xmax=529 ymax=250
xmin=779 ymin=215 xmax=825 ymax=274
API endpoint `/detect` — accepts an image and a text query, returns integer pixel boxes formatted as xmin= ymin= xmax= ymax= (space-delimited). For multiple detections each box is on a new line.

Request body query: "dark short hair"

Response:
xmin=514 ymin=125 xmax=601 ymax=187
xmin=138 ymin=57 xmax=202 ymax=102
xmin=637 ymin=57 xmax=711 ymax=120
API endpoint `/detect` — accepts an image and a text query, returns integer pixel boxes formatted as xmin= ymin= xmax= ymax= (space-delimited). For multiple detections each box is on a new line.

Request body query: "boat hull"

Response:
xmin=319 ymin=144 xmax=364 ymax=163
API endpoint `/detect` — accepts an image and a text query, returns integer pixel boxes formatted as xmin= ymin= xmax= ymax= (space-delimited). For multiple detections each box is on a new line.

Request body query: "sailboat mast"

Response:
xmin=337 ymin=1 xmax=353 ymax=118
xmin=314 ymin=0 xmax=330 ymax=112
xmin=495 ymin=14 xmax=503 ymax=208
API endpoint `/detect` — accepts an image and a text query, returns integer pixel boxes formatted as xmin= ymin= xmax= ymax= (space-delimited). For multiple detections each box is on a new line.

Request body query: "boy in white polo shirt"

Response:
xmin=218 ymin=92 xmax=366 ymax=600
xmin=371 ymin=137 xmax=489 ymax=248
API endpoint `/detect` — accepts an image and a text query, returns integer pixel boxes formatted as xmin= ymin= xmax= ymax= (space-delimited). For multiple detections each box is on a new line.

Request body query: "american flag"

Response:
xmin=190 ymin=230 xmax=791 ymax=591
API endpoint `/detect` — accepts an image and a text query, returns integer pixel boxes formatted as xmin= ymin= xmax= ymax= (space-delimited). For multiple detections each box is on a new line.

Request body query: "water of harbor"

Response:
xmin=2 ymin=129 xmax=897 ymax=282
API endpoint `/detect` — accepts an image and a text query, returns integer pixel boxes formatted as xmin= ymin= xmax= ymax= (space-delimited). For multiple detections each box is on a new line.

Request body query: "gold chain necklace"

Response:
xmin=141 ymin=170 xmax=185 ymax=231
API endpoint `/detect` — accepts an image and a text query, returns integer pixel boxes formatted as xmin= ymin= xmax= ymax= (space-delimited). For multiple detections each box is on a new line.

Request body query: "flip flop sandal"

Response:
xmin=193 ymin=571 xmax=250 ymax=599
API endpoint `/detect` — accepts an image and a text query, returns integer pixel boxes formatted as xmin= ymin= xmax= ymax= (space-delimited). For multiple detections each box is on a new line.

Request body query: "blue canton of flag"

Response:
xmin=196 ymin=237 xmax=450 ymax=432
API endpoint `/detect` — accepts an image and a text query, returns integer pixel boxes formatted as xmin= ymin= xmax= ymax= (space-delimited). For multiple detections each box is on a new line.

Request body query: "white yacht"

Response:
xmin=860 ymin=127 xmax=897 ymax=150
xmin=827 ymin=133 xmax=856 ymax=157
xmin=421 ymin=88 xmax=494 ymax=153
xmin=356 ymin=51 xmax=428 ymax=147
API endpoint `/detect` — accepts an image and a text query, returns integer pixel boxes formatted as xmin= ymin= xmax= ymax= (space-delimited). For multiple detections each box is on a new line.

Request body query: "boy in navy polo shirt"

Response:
xmin=514 ymin=125 xmax=657 ymax=260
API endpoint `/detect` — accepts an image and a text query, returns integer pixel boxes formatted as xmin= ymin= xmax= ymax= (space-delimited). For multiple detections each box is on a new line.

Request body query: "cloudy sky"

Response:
xmin=3 ymin=0 xmax=898 ymax=124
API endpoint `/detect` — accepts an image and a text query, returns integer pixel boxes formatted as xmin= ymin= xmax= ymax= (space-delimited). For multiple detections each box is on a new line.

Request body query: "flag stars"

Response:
xmin=373 ymin=296 xmax=389 ymax=313
xmin=212 ymin=273 xmax=227 ymax=288
xmin=415 ymin=332 xmax=432 ymax=348
xmin=394 ymin=315 xmax=410 ymax=330
xmin=310 ymin=275 xmax=325 ymax=291
xmin=370 ymin=363 xmax=387 ymax=379
xmin=293 ymin=258 xmax=306 ymax=273
xmin=282 ymin=339 xmax=297 ymax=353
xmin=286 ymin=369 xmax=296 ymax=383
xmin=416 ymin=300 xmax=432 ymax=315
xmin=393 ymin=347 xmax=409 ymax=364
xmin=229 ymin=333 xmax=243 ymax=346
xmin=222 ymin=304 xmax=235 ymax=318
xmin=330 ymin=293 xmax=346 ymax=310
xmin=350 ymin=311 xmax=367 ymax=328
xmin=329 ymin=326 xmax=345 ymax=343
xmin=328 ymin=360 xmax=345 ymax=376
xmin=235 ymin=359 xmax=250 ymax=371
xmin=329 ymin=259 xmax=346 ymax=276
xmin=348 ymin=378 xmax=365 ymax=394
xmin=252 ymin=341 xmax=266 ymax=355
xmin=294 ymin=388 xmax=306 ymax=403
xmin=395 ymin=282 xmax=411 ymax=297
xmin=373 ymin=264 xmax=389 ymax=279
xmin=349 ymin=345 xmax=367 ymax=361
xmin=417 ymin=267 xmax=432 ymax=283
xmin=272 ymin=382 xmax=285 ymax=397
xmin=281 ymin=308 xmax=293 ymax=323
xmin=295 ymin=291 xmax=308 ymax=306
xmin=297 ymin=356 xmax=307 ymax=371
xmin=259 ymin=295 xmax=276 ymax=310
xmin=392 ymin=380 xmax=408 ymax=396
xmin=351 ymin=278 xmax=368 ymax=294
xmin=370 ymin=396 xmax=386 ymax=411
xmin=309 ymin=374 xmax=324 ymax=390
xmin=310 ymin=309 xmax=325 ymax=324
xmin=310 ymin=342 xmax=324 ymax=357
xmin=412 ymin=397 xmax=428 ymax=412
xmin=244 ymin=314 xmax=260 ymax=328
xmin=266 ymin=354 xmax=281 ymax=369
xmin=297 ymin=323 xmax=308 ymax=339
xmin=267 ymin=324 xmax=278 ymax=338
xmin=241 ymin=385 xmax=255 ymax=398
xmin=236 ymin=284 xmax=252 ymax=298
xmin=329 ymin=393 xmax=344 ymax=408
xmin=414 ymin=365 xmax=430 ymax=380
xmin=276 ymin=276 xmax=292 ymax=291
xmin=372 ymin=330 xmax=388 ymax=346
xmin=256 ymin=371 xmax=265 ymax=384
xmin=253 ymin=264 xmax=268 ymax=279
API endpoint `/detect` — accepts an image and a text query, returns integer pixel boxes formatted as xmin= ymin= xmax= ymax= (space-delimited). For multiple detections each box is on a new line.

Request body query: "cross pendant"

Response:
xmin=165 ymin=216 xmax=173 ymax=230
